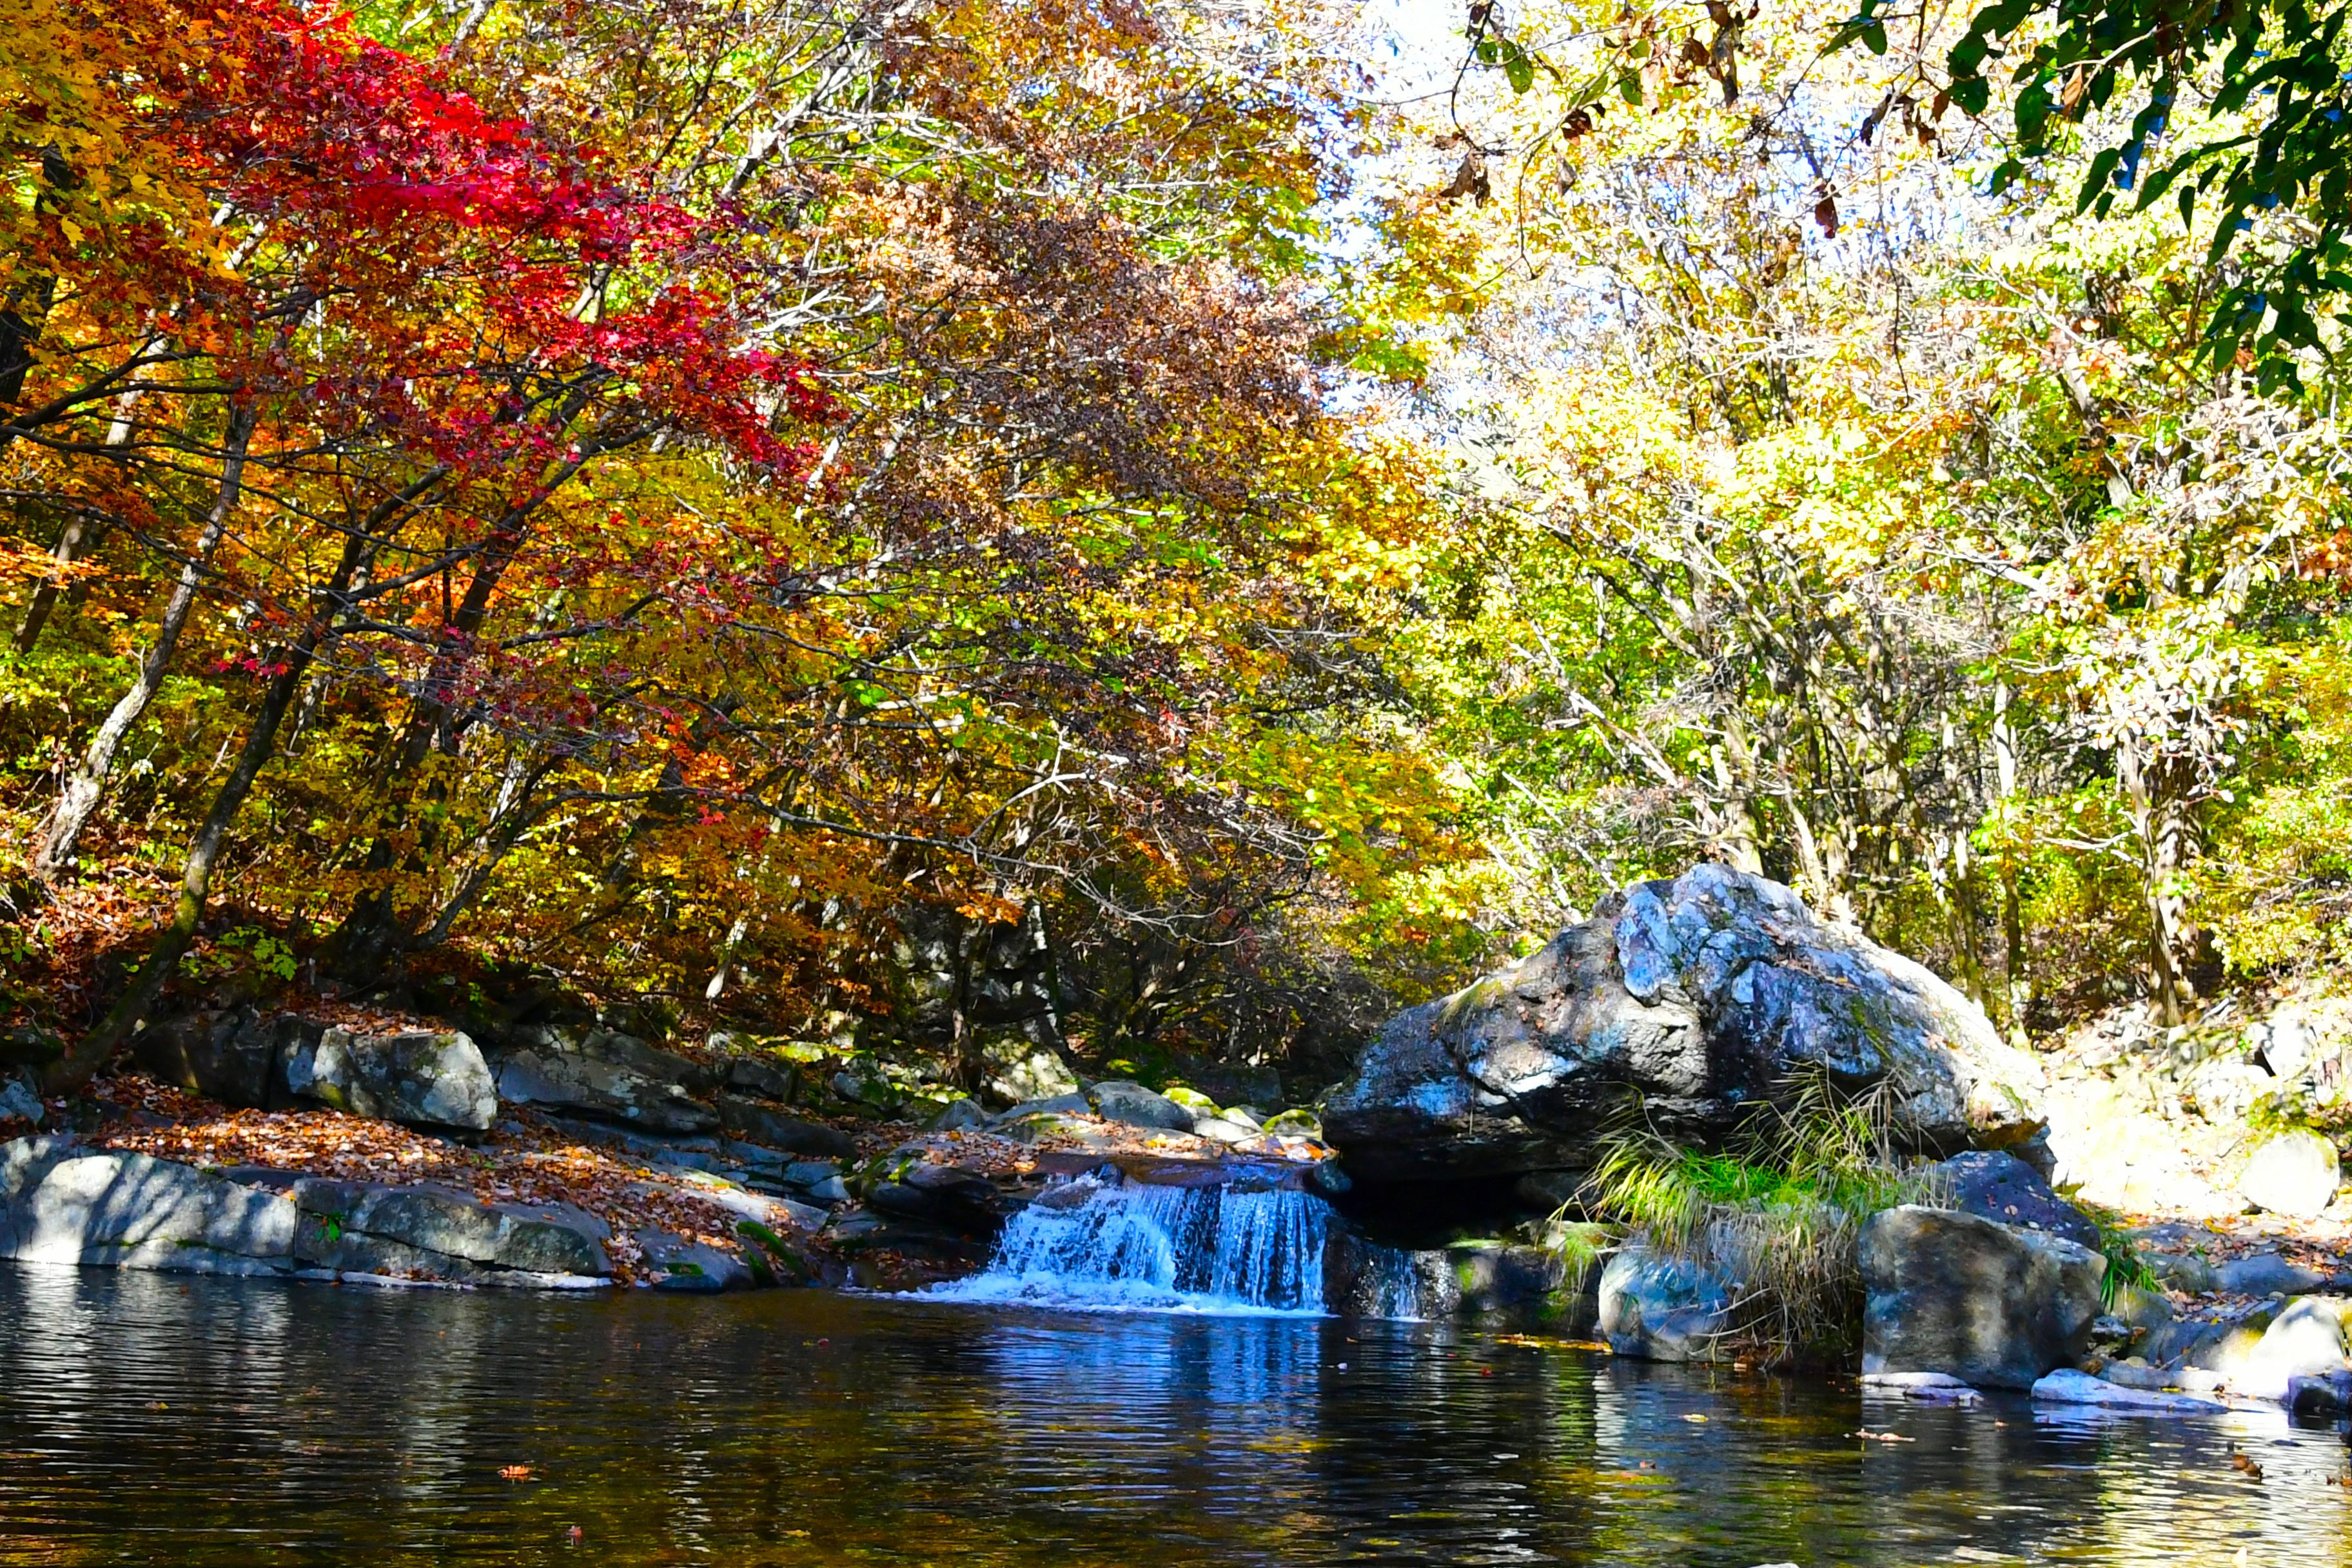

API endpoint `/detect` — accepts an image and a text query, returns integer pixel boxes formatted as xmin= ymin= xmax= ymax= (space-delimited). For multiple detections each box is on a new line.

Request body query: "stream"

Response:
xmin=3 ymin=1262 xmax=2349 ymax=1565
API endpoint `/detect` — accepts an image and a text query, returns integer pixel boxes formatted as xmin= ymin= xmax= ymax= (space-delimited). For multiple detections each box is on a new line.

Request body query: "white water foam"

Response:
xmin=921 ymin=1171 xmax=1331 ymax=1317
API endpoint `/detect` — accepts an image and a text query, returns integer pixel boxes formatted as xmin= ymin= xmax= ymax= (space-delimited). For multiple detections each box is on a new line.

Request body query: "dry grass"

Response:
xmin=1567 ymin=1070 xmax=1952 ymax=1366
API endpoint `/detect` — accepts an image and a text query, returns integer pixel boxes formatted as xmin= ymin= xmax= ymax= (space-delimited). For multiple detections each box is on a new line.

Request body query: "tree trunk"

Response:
xmin=2120 ymin=744 xmax=2191 ymax=1027
xmin=49 ymin=533 xmax=362 ymax=1092
xmin=14 ymin=507 xmax=89 ymax=653
xmin=1707 ymin=728 xmax=1765 ymax=875
xmin=13 ymin=387 xmax=142 ymax=651
xmin=1991 ymin=681 xmax=2030 ymax=1033
xmin=28 ymin=407 xmax=257 ymax=880
xmin=333 ymin=456 xmax=585 ymax=975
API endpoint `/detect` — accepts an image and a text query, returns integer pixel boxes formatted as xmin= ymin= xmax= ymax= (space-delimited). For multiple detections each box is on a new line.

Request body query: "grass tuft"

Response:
xmin=1560 ymin=1068 xmax=1950 ymax=1366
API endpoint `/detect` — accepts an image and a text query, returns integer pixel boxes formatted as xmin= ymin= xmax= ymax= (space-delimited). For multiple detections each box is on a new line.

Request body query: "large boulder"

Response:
xmin=0 ymin=1073 xmax=43 ymax=1127
xmin=714 ymin=1095 xmax=855 ymax=1157
xmin=1326 ymin=865 xmax=2045 ymax=1182
xmin=133 ymin=1009 xmax=321 ymax=1108
xmin=1930 ymin=1150 xmax=2102 ymax=1251
xmin=2236 ymin=1130 xmax=2342 ymax=1219
xmin=496 ymin=1030 xmax=717 ymax=1135
xmin=1087 ymin=1081 xmax=1193 ymax=1133
xmin=978 ymin=1038 xmax=1081 ymax=1106
xmin=637 ymin=1228 xmax=754 ymax=1292
xmin=228 ymin=1169 xmax=612 ymax=1283
xmin=1597 ymin=1246 xmax=1736 ymax=1362
xmin=2224 ymin=1297 xmax=2350 ymax=1401
xmin=286 ymin=1027 xmax=498 ymax=1132
xmin=1 ymin=1137 xmax=297 ymax=1275
xmin=1859 ymin=1204 xmax=2106 ymax=1390
xmin=1452 ymin=1242 xmax=1599 ymax=1331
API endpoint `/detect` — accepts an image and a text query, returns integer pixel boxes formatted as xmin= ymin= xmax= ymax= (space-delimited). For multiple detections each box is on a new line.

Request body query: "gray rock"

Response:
xmin=2030 ymin=1368 xmax=2228 ymax=1415
xmin=286 ymin=1028 xmax=497 ymax=1132
xmin=979 ymin=1038 xmax=1079 ymax=1105
xmin=293 ymin=1182 xmax=611 ymax=1278
xmin=1326 ymin=865 xmax=2046 ymax=1182
xmin=134 ymin=1009 xmax=320 ymax=1108
xmin=2225 ymin=1297 xmax=2349 ymax=1400
xmin=0 ymin=1137 xmax=295 ymax=1274
xmin=1086 ymin=1081 xmax=1193 ymax=1132
xmin=865 ymin=1161 xmax=1008 ymax=1233
xmin=0 ymin=1074 xmax=43 ymax=1127
xmin=514 ymin=1026 xmax=716 ymax=1095
xmin=1258 ymin=1108 xmax=1323 ymax=1140
xmin=2108 ymin=1280 xmax=2175 ymax=1335
xmin=498 ymin=1044 xmax=716 ymax=1135
xmin=2237 ymin=1130 xmax=2342 ymax=1219
xmin=2144 ymin=1300 xmax=2278 ymax=1371
xmin=1861 ymin=1371 xmax=1983 ymax=1406
xmin=1859 ymin=1204 xmax=2106 ymax=1390
xmin=997 ymin=1110 xmax=1112 ymax=1146
xmin=643 ymin=1173 xmax=824 ymax=1235
xmin=713 ymin=1095 xmax=855 ymax=1157
xmin=1930 ymin=1150 xmax=2102 ymax=1250
xmin=1453 ymin=1242 xmax=1599 ymax=1332
xmin=995 ymin=1093 xmax=1090 ymax=1123
xmin=2217 ymin=1251 xmax=2328 ymax=1297
xmin=2148 ymin=1249 xmax=2220 ymax=1294
xmin=1598 ymin=1246 xmax=1734 ymax=1362
xmin=715 ymin=1137 xmax=793 ymax=1174
xmin=927 ymin=1097 xmax=988 ymax=1133
xmin=636 ymin=1228 xmax=753 ymax=1291
xmin=725 ymin=1054 xmax=801 ymax=1102
xmin=1191 ymin=1117 xmax=1263 ymax=1145
xmin=1161 ymin=1054 xmax=1284 ymax=1112
xmin=2098 ymin=1359 xmax=2183 ymax=1390
xmin=2288 ymin=1368 xmax=2352 ymax=1421
xmin=828 ymin=1068 xmax=899 ymax=1112
xmin=2255 ymin=1015 xmax=2324 ymax=1083
xmin=0 ymin=1024 xmax=63 ymax=1068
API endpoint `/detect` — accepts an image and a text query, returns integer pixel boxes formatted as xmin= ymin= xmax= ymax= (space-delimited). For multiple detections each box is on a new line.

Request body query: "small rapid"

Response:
xmin=922 ymin=1168 xmax=1332 ymax=1315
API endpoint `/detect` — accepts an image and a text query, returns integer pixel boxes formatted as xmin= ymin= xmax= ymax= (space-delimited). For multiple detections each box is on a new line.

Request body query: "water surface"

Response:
xmin=1 ymin=1266 xmax=2346 ymax=1565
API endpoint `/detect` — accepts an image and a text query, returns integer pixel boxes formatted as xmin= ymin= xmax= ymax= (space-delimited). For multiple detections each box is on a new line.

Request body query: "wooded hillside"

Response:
xmin=6 ymin=0 xmax=2352 ymax=1127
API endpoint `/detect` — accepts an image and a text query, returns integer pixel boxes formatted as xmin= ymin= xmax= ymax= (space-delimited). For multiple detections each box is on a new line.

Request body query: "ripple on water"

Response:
xmin=0 ymin=1266 xmax=2348 ymax=1565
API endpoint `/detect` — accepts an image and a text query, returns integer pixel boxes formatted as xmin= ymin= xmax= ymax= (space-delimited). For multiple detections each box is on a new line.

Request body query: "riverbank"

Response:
xmin=0 ymin=1043 xmax=1331 ymax=1293
xmin=8 ymin=868 xmax=2352 ymax=1424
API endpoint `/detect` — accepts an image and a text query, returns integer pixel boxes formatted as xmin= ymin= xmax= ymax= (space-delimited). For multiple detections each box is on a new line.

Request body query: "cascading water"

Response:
xmin=1344 ymin=1247 xmax=1428 ymax=1321
xmin=923 ymin=1169 xmax=1331 ymax=1315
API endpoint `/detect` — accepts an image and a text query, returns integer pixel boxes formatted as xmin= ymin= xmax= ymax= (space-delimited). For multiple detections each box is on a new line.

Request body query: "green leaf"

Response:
xmin=1504 ymin=48 xmax=1536 ymax=95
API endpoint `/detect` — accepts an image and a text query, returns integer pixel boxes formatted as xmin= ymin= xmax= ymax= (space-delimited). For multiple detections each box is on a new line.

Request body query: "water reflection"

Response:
xmin=1 ymin=1266 xmax=2346 ymax=1565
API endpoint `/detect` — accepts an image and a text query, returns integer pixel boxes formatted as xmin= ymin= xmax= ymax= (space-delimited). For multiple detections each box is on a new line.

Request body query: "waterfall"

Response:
xmin=923 ymin=1169 xmax=1331 ymax=1315
xmin=1344 ymin=1246 xmax=1428 ymax=1321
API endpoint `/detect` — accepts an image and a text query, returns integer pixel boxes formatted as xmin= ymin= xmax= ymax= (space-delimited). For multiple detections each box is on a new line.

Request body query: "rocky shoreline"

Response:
xmin=7 ymin=866 xmax=2352 ymax=1435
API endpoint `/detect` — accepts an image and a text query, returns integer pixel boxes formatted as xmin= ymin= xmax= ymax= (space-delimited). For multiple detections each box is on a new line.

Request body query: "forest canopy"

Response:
xmin=6 ymin=0 xmax=2352 ymax=1095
